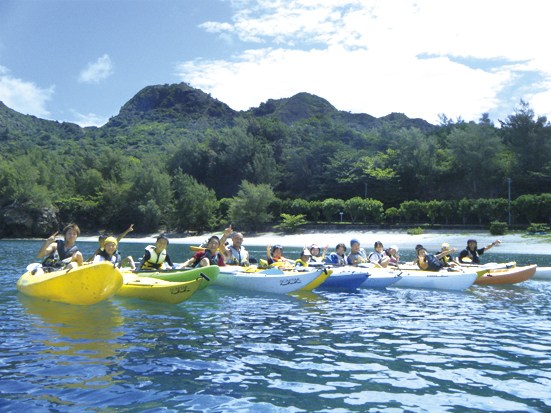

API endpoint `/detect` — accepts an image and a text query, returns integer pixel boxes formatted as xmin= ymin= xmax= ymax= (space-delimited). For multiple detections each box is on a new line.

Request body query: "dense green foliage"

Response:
xmin=1 ymin=83 xmax=551 ymax=234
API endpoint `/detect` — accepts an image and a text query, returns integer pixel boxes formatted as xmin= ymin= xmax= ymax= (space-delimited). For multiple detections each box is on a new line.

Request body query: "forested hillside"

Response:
xmin=1 ymin=82 xmax=550 ymax=236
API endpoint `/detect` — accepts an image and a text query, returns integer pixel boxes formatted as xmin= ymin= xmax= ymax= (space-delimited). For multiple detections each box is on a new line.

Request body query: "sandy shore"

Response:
xmin=77 ymin=230 xmax=551 ymax=255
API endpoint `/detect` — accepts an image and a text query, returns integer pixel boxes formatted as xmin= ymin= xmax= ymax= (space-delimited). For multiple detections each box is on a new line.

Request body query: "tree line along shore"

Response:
xmin=1 ymin=83 xmax=550 ymax=238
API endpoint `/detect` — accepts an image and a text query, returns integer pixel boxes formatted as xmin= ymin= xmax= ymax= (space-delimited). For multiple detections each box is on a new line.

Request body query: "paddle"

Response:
xmin=26 ymin=257 xmax=72 ymax=273
xmin=133 ymin=267 xmax=187 ymax=274
xmin=26 ymin=263 xmax=42 ymax=272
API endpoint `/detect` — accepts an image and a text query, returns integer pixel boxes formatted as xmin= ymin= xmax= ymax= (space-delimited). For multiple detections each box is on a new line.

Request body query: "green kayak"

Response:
xmin=128 ymin=266 xmax=219 ymax=290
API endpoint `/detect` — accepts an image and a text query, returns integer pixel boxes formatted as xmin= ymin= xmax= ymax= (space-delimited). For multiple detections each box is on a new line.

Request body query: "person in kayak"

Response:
xmin=347 ymin=238 xmax=367 ymax=265
xmin=138 ymin=234 xmax=176 ymax=270
xmin=36 ymin=223 xmax=83 ymax=273
xmin=457 ymin=239 xmax=501 ymax=264
xmin=85 ymin=224 xmax=134 ymax=262
xmin=219 ymin=225 xmax=249 ymax=266
xmin=295 ymin=249 xmax=311 ymax=268
xmin=385 ymin=245 xmax=400 ymax=266
xmin=308 ymin=243 xmax=328 ymax=263
xmin=266 ymin=244 xmax=293 ymax=267
xmin=411 ymin=244 xmax=425 ymax=266
xmin=181 ymin=235 xmax=226 ymax=268
xmin=326 ymin=243 xmax=348 ymax=265
xmin=368 ymin=241 xmax=391 ymax=268
xmin=416 ymin=247 xmax=456 ymax=271
xmin=92 ymin=236 xmax=136 ymax=270
xmin=436 ymin=243 xmax=460 ymax=267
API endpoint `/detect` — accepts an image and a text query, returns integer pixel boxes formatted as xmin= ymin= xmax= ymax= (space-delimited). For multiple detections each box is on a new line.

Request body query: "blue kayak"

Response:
xmin=316 ymin=266 xmax=370 ymax=289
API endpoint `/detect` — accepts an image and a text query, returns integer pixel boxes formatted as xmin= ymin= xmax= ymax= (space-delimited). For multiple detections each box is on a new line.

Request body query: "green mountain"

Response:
xmin=107 ymin=83 xmax=237 ymax=129
xmin=0 ymin=82 xmax=435 ymax=150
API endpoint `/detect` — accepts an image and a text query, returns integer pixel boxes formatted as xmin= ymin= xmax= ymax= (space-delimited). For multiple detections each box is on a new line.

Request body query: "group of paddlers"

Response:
xmin=33 ymin=223 xmax=501 ymax=275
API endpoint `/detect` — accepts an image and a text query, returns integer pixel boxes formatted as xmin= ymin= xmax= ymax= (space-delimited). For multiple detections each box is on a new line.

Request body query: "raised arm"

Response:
xmin=116 ymin=224 xmax=134 ymax=243
xmin=219 ymin=225 xmax=232 ymax=259
xmin=436 ymin=248 xmax=456 ymax=259
xmin=483 ymin=240 xmax=501 ymax=252
xmin=38 ymin=232 xmax=59 ymax=258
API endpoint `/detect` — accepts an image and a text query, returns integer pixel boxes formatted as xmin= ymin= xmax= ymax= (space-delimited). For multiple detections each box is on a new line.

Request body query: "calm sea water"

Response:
xmin=1 ymin=240 xmax=551 ymax=412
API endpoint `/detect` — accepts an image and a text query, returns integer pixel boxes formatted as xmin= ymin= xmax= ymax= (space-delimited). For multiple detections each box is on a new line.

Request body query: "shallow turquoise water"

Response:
xmin=1 ymin=240 xmax=551 ymax=412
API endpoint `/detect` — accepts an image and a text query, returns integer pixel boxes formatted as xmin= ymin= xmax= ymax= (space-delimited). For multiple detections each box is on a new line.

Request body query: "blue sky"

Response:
xmin=1 ymin=0 xmax=550 ymax=127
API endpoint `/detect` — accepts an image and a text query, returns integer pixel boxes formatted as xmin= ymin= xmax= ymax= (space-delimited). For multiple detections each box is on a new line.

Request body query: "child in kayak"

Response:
xmin=308 ymin=244 xmax=328 ymax=263
xmin=266 ymin=244 xmax=293 ymax=267
xmin=368 ymin=241 xmax=391 ymax=268
xmin=436 ymin=243 xmax=459 ymax=267
xmin=347 ymin=238 xmax=367 ymax=265
xmin=385 ymin=245 xmax=400 ymax=266
xmin=181 ymin=236 xmax=226 ymax=268
xmin=326 ymin=243 xmax=348 ymax=265
xmin=295 ymin=249 xmax=311 ymax=268
xmin=416 ymin=247 xmax=456 ymax=271
xmin=138 ymin=234 xmax=176 ymax=270
xmin=85 ymin=224 xmax=134 ymax=262
xmin=92 ymin=236 xmax=136 ymax=270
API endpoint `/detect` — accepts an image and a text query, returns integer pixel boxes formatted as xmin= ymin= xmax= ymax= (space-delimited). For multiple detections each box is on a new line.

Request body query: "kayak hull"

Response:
xmin=474 ymin=265 xmax=537 ymax=285
xmin=131 ymin=266 xmax=219 ymax=290
xmin=361 ymin=272 xmax=402 ymax=288
xmin=391 ymin=269 xmax=478 ymax=291
xmin=318 ymin=266 xmax=370 ymax=289
xmin=533 ymin=266 xmax=551 ymax=280
xmin=16 ymin=262 xmax=123 ymax=306
xmin=116 ymin=274 xmax=203 ymax=304
xmin=299 ymin=269 xmax=331 ymax=291
xmin=215 ymin=268 xmax=326 ymax=294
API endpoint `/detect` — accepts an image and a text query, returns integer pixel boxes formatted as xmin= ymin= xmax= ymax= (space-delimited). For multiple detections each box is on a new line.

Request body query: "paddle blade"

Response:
xmin=26 ymin=263 xmax=41 ymax=272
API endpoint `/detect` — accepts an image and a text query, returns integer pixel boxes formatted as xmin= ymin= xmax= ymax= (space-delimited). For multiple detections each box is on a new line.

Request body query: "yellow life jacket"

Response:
xmin=142 ymin=245 xmax=167 ymax=269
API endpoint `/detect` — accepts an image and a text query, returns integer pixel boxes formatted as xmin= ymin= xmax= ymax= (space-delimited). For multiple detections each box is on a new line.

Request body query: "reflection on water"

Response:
xmin=1 ymin=241 xmax=551 ymax=412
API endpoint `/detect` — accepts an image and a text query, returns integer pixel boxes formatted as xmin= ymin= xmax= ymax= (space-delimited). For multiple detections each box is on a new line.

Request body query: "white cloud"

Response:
xmin=176 ymin=0 xmax=551 ymax=122
xmin=78 ymin=54 xmax=114 ymax=84
xmin=528 ymin=84 xmax=551 ymax=121
xmin=177 ymin=47 xmax=510 ymax=123
xmin=0 ymin=65 xmax=54 ymax=117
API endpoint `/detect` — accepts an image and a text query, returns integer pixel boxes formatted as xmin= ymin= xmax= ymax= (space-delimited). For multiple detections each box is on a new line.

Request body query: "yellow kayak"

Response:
xmin=115 ymin=273 xmax=204 ymax=304
xmin=16 ymin=262 xmax=123 ymax=306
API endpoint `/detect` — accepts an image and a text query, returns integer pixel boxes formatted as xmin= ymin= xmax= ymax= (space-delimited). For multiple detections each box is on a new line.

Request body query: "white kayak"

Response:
xmin=389 ymin=269 xmax=478 ymax=291
xmin=361 ymin=271 xmax=402 ymax=288
xmin=532 ymin=267 xmax=551 ymax=280
xmin=215 ymin=268 xmax=327 ymax=294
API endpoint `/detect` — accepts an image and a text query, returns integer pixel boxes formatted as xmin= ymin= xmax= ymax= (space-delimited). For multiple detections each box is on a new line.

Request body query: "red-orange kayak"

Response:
xmin=474 ymin=264 xmax=537 ymax=285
